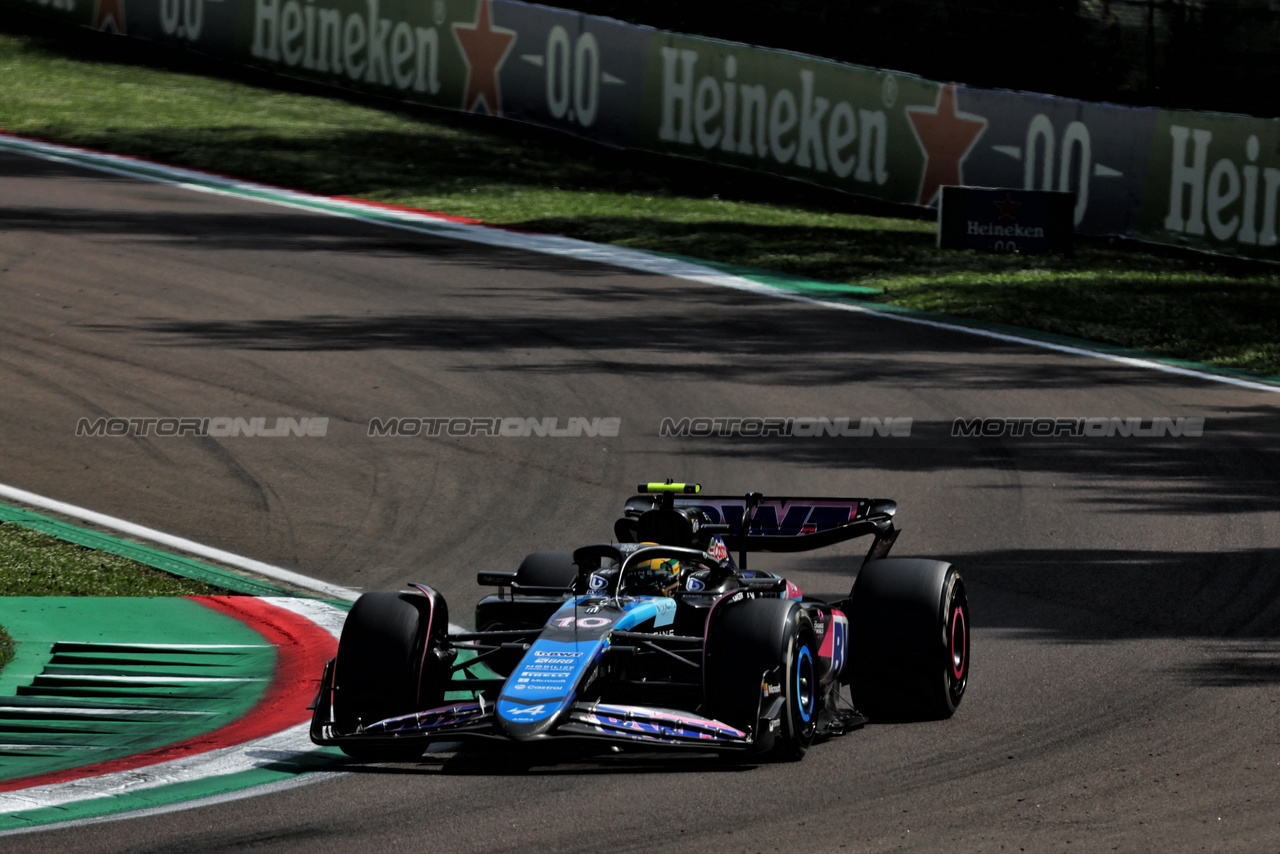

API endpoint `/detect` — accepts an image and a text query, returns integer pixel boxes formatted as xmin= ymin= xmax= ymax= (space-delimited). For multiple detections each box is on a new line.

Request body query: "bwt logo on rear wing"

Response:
xmin=623 ymin=493 xmax=899 ymax=556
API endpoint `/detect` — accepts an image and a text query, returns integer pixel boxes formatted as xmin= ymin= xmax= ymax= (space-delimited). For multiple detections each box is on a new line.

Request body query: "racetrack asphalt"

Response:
xmin=1 ymin=148 xmax=1278 ymax=852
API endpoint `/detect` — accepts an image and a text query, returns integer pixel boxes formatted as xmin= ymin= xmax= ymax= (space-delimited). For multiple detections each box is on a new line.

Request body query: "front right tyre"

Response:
xmin=704 ymin=597 xmax=818 ymax=761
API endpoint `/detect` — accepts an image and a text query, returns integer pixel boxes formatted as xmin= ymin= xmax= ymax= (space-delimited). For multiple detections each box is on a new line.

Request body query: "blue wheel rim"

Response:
xmin=795 ymin=645 xmax=815 ymax=722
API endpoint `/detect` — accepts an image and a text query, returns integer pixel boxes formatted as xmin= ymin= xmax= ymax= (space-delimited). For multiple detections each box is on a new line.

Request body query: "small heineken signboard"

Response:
xmin=938 ymin=186 xmax=1075 ymax=254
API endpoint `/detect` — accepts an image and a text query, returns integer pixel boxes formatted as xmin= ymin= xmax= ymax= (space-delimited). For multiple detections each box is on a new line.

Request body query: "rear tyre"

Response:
xmin=514 ymin=551 xmax=578 ymax=589
xmin=705 ymin=598 xmax=817 ymax=761
xmin=847 ymin=559 xmax=969 ymax=721
xmin=477 ymin=552 xmax=577 ymax=672
xmin=333 ymin=590 xmax=449 ymax=760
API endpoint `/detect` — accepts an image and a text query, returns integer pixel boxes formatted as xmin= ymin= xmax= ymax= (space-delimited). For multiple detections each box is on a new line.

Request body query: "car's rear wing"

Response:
xmin=621 ymin=489 xmax=899 ymax=564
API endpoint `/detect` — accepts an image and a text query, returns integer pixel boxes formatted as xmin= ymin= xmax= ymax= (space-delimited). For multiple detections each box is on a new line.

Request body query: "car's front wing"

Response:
xmin=309 ymin=659 xmax=777 ymax=753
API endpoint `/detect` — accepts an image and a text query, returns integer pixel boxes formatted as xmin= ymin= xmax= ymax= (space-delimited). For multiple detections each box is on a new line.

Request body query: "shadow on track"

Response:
xmin=331 ymin=744 xmax=756 ymax=777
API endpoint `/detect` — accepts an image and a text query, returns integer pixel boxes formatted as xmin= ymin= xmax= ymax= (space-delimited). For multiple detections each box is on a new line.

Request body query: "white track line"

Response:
xmin=3 ymin=133 xmax=1278 ymax=396
xmin=0 ymin=483 xmax=358 ymax=601
xmin=0 ymin=598 xmax=348 ymax=820
xmin=0 ymin=722 xmax=323 ymax=816
xmin=0 ymin=127 xmax=1273 ymax=829
xmin=0 ymin=772 xmax=344 ymax=837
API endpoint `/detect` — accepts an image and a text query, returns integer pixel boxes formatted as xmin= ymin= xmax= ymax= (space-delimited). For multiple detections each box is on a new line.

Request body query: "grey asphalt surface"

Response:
xmin=1 ymin=149 xmax=1278 ymax=852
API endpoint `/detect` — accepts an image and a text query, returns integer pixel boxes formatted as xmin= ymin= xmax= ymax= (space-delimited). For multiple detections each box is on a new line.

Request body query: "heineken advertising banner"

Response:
xmin=8 ymin=0 xmax=1280 ymax=261
xmin=953 ymin=89 xmax=1160 ymax=238
xmin=1135 ymin=111 xmax=1280 ymax=256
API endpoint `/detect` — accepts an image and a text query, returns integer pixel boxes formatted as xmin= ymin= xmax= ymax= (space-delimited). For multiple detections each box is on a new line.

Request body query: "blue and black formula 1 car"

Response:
xmin=310 ymin=483 xmax=970 ymax=762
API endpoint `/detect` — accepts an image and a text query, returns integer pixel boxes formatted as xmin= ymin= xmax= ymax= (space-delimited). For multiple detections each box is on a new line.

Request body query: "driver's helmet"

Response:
xmin=630 ymin=556 xmax=681 ymax=597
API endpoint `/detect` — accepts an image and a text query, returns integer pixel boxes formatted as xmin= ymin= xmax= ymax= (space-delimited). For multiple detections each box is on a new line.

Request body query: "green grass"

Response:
xmin=0 ymin=623 xmax=12 ymax=678
xmin=0 ymin=522 xmax=229 ymax=597
xmin=1 ymin=24 xmax=1279 ymax=378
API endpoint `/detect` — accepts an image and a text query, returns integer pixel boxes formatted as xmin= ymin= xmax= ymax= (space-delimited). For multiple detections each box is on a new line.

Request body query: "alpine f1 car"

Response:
xmin=310 ymin=483 xmax=969 ymax=762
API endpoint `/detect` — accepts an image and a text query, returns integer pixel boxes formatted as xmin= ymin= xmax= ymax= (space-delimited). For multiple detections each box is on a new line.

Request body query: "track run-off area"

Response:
xmin=0 ymin=136 xmax=1278 ymax=852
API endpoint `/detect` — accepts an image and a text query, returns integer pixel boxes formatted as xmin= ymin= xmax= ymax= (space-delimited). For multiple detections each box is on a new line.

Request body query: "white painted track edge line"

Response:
xmin=0 ymin=723 xmax=327 ymax=816
xmin=0 ymin=770 xmax=351 ymax=838
xmin=3 ymin=133 xmax=1277 ymax=396
xmin=0 ymin=483 xmax=358 ymax=601
xmin=0 ymin=601 xmax=350 ymax=825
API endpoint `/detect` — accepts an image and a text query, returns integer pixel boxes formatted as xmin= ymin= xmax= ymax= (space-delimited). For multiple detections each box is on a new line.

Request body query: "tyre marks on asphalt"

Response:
xmin=3 ymin=133 xmax=1280 ymax=852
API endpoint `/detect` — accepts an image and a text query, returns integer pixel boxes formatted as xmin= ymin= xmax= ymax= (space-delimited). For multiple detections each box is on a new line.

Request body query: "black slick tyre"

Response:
xmin=333 ymin=590 xmax=448 ymax=760
xmin=847 ymin=558 xmax=969 ymax=720
xmin=514 ymin=551 xmax=578 ymax=589
xmin=705 ymin=598 xmax=818 ymax=761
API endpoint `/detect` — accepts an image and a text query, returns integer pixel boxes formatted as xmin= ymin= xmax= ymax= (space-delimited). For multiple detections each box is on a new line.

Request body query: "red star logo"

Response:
xmin=906 ymin=85 xmax=986 ymax=207
xmin=452 ymin=0 xmax=516 ymax=117
xmin=94 ymin=0 xmax=126 ymax=34
xmin=994 ymin=192 xmax=1021 ymax=220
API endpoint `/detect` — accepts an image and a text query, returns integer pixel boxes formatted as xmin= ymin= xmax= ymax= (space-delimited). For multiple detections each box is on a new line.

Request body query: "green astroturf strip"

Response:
xmin=11 ymin=135 xmax=1280 ymax=389
xmin=3 ymin=28 xmax=1280 ymax=377
xmin=0 ymin=750 xmax=349 ymax=831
